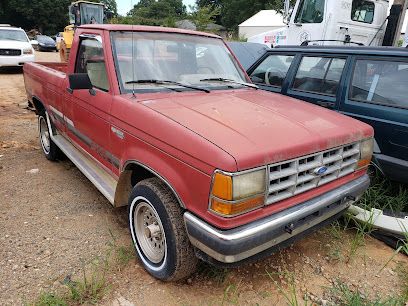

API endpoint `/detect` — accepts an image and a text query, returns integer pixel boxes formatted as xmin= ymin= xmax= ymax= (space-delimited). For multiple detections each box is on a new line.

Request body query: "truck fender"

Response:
xmin=114 ymin=160 xmax=186 ymax=209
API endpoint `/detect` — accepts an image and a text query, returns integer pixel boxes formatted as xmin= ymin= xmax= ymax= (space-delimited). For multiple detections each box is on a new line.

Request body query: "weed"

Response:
xmin=222 ymin=282 xmax=241 ymax=305
xmin=32 ymin=292 xmax=67 ymax=306
xmin=326 ymin=280 xmax=405 ymax=306
xmin=116 ymin=244 xmax=135 ymax=267
xmin=31 ymin=232 xmax=134 ymax=306
xmin=358 ymin=167 xmax=408 ymax=213
xmin=197 ymin=262 xmax=229 ymax=286
xmin=67 ymin=257 xmax=109 ymax=304
xmin=265 ymin=269 xmax=312 ymax=306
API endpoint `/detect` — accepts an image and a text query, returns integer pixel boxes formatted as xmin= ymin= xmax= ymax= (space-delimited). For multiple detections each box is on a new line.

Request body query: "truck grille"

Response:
xmin=267 ymin=142 xmax=360 ymax=205
xmin=0 ymin=49 xmax=21 ymax=56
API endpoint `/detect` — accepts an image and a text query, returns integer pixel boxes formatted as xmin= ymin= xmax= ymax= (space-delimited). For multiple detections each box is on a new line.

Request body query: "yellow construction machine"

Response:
xmin=59 ymin=1 xmax=110 ymax=62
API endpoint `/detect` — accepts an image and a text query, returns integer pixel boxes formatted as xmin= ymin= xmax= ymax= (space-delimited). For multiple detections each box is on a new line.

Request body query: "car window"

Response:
xmin=75 ymin=38 xmax=109 ymax=92
xmin=0 ymin=29 xmax=28 ymax=42
xmin=350 ymin=59 xmax=408 ymax=109
xmin=351 ymin=0 xmax=375 ymax=24
xmin=249 ymin=54 xmax=294 ymax=87
xmin=294 ymin=0 xmax=325 ymax=24
xmin=292 ymin=56 xmax=346 ymax=96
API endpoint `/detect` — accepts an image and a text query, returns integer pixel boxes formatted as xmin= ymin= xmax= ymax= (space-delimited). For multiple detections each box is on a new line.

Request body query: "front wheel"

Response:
xmin=38 ymin=112 xmax=60 ymax=161
xmin=128 ymin=178 xmax=198 ymax=281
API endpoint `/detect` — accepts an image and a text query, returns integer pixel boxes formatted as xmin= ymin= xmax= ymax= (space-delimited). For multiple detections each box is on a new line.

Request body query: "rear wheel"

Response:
xmin=128 ymin=178 xmax=198 ymax=281
xmin=38 ymin=111 xmax=61 ymax=161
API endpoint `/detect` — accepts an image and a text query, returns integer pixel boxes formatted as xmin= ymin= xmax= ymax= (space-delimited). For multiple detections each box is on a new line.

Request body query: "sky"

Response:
xmin=116 ymin=0 xmax=196 ymax=16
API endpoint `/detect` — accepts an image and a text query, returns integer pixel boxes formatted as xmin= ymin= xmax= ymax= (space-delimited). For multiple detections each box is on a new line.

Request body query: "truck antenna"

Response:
xmin=131 ymin=0 xmax=136 ymax=98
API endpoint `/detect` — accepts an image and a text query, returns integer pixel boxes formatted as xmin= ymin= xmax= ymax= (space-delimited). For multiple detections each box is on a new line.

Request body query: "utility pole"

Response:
xmin=392 ymin=0 xmax=408 ymax=45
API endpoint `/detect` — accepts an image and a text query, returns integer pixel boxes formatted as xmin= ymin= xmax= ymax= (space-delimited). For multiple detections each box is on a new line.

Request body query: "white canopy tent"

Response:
xmin=238 ymin=10 xmax=285 ymax=39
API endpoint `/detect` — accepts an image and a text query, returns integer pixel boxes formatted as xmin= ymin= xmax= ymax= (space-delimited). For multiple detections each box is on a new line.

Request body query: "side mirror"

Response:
xmin=30 ymin=40 xmax=38 ymax=46
xmin=68 ymin=73 xmax=93 ymax=91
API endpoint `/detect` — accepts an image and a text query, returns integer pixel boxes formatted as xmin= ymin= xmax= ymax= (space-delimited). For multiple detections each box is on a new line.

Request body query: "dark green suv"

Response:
xmin=246 ymin=46 xmax=408 ymax=183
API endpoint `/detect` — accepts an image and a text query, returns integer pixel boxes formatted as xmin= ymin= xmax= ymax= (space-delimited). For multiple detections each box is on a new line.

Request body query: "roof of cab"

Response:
xmin=271 ymin=45 xmax=408 ymax=57
xmin=79 ymin=24 xmax=221 ymax=39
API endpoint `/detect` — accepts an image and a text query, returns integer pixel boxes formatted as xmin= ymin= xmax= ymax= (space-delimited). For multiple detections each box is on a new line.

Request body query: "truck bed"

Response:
xmin=23 ymin=61 xmax=68 ymax=117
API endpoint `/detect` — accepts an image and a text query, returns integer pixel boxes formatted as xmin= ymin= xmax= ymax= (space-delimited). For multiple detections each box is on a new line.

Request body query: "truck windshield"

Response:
xmin=0 ymin=29 xmax=28 ymax=42
xmin=80 ymin=3 xmax=104 ymax=24
xmin=294 ymin=0 xmax=325 ymax=24
xmin=111 ymin=31 xmax=248 ymax=93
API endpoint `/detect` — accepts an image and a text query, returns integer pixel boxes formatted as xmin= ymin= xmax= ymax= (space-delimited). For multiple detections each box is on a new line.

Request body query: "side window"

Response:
xmin=350 ymin=59 xmax=408 ymax=109
xmin=75 ymin=38 xmax=110 ymax=91
xmin=294 ymin=0 xmax=325 ymax=24
xmin=292 ymin=56 xmax=346 ymax=96
xmin=351 ymin=0 xmax=375 ymax=24
xmin=249 ymin=55 xmax=294 ymax=87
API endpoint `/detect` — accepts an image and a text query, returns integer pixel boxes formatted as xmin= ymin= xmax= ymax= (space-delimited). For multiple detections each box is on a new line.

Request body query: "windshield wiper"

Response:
xmin=199 ymin=78 xmax=258 ymax=89
xmin=125 ymin=79 xmax=210 ymax=93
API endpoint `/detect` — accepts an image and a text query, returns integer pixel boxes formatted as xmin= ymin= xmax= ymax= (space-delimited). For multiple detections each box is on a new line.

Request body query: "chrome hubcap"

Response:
xmin=134 ymin=202 xmax=165 ymax=263
xmin=39 ymin=117 xmax=50 ymax=154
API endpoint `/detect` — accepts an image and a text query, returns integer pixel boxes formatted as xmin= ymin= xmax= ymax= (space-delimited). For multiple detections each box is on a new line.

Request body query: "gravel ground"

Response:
xmin=0 ymin=51 xmax=407 ymax=306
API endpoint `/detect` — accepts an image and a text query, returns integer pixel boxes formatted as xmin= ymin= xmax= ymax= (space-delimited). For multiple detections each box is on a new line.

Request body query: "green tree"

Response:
xmin=191 ymin=5 xmax=221 ymax=31
xmin=128 ymin=0 xmax=187 ymax=26
xmin=101 ymin=0 xmax=118 ymax=17
xmin=0 ymin=0 xmax=72 ymax=34
xmin=196 ymin=0 xmax=292 ymax=32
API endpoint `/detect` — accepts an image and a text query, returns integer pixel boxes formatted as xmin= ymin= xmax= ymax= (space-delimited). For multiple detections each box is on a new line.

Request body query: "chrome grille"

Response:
xmin=0 ymin=49 xmax=21 ymax=56
xmin=267 ymin=142 xmax=360 ymax=205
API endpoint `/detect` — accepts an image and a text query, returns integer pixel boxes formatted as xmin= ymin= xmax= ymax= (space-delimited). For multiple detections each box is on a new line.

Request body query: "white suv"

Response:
xmin=0 ymin=25 xmax=35 ymax=67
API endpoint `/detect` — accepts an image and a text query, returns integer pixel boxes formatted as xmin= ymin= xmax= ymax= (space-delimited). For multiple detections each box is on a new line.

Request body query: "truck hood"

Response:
xmin=0 ymin=40 xmax=32 ymax=50
xmin=139 ymin=90 xmax=372 ymax=170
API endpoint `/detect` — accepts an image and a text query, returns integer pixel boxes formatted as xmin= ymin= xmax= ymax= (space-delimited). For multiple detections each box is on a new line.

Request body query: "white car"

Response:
xmin=0 ymin=25 xmax=35 ymax=67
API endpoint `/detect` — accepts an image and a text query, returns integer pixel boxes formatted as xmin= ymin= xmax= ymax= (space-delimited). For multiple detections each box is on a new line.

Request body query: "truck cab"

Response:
xmin=249 ymin=0 xmax=388 ymax=47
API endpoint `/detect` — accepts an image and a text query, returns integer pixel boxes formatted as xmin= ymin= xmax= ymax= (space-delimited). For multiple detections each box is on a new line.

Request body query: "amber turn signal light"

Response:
xmin=211 ymin=196 xmax=264 ymax=216
xmin=211 ymin=172 xmax=233 ymax=201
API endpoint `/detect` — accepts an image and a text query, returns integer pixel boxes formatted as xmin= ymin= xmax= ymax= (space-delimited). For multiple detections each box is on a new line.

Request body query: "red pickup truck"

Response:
xmin=24 ymin=24 xmax=373 ymax=281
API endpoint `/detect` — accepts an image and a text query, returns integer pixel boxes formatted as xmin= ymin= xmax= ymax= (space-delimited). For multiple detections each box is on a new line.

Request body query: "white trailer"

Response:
xmin=248 ymin=0 xmax=389 ymax=47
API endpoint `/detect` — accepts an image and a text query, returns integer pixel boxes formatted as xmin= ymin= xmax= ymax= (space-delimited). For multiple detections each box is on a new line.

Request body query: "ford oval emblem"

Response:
xmin=313 ymin=166 xmax=328 ymax=176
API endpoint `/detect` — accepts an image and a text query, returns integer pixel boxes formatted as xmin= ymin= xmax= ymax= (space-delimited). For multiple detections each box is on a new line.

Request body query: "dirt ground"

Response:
xmin=0 ymin=52 xmax=407 ymax=306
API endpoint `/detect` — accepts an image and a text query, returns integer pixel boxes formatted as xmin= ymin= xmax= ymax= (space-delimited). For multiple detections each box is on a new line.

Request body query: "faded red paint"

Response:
xmin=23 ymin=25 xmax=373 ymax=230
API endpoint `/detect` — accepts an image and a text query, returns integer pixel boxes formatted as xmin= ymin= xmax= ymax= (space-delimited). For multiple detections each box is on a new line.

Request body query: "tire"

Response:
xmin=38 ymin=111 xmax=61 ymax=161
xmin=128 ymin=178 xmax=198 ymax=281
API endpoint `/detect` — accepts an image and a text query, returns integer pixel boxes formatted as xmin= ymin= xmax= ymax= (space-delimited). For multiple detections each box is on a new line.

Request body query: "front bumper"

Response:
xmin=0 ymin=54 xmax=35 ymax=67
xmin=184 ymin=174 xmax=370 ymax=264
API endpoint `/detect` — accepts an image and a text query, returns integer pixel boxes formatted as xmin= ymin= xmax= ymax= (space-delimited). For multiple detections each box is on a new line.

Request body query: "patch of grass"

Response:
xmin=115 ymin=244 xmax=135 ymax=267
xmin=32 ymin=292 xmax=67 ymax=306
xmin=358 ymin=167 xmax=408 ymax=213
xmin=197 ymin=262 xmax=229 ymax=286
xmin=265 ymin=269 xmax=312 ymax=306
xmin=221 ymin=282 xmax=241 ymax=305
xmin=31 ymin=232 xmax=135 ymax=306
xmin=326 ymin=280 xmax=405 ymax=306
xmin=66 ymin=257 xmax=109 ymax=305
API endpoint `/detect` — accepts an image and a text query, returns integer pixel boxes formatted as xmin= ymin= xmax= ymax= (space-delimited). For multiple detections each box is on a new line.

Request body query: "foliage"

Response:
xmin=190 ymin=5 xmax=221 ymax=31
xmin=0 ymin=0 xmax=117 ymax=34
xmin=127 ymin=0 xmax=187 ymax=26
xmin=0 ymin=0 xmax=72 ymax=35
xmin=32 ymin=292 xmax=67 ymax=306
xmin=358 ymin=167 xmax=408 ymax=213
xmin=195 ymin=0 xmax=297 ymax=31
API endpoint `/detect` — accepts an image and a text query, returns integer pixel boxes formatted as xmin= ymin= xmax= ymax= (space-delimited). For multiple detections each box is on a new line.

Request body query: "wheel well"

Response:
xmin=32 ymin=97 xmax=45 ymax=115
xmin=114 ymin=162 xmax=184 ymax=208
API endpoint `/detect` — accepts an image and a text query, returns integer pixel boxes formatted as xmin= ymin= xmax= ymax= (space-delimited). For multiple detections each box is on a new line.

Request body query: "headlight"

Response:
xmin=23 ymin=48 xmax=33 ymax=55
xmin=210 ymin=168 xmax=266 ymax=217
xmin=357 ymin=138 xmax=374 ymax=169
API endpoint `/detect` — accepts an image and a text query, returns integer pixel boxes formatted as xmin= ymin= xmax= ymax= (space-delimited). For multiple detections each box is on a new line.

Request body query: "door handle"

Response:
xmin=316 ymin=100 xmax=335 ymax=108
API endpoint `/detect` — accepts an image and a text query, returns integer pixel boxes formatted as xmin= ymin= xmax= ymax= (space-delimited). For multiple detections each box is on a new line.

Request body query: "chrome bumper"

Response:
xmin=184 ymin=174 xmax=370 ymax=264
